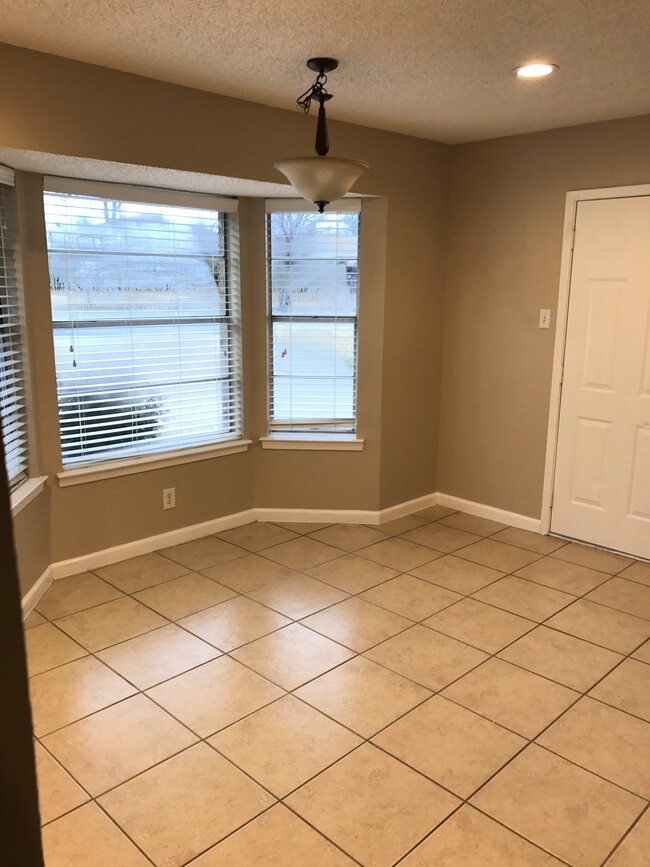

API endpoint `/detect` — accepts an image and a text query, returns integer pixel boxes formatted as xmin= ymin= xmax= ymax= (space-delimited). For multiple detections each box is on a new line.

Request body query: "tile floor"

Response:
xmin=23 ymin=507 xmax=650 ymax=866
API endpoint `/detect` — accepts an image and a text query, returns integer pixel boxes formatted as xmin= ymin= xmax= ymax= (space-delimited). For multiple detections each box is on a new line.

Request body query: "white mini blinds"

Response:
xmin=43 ymin=181 xmax=241 ymax=468
xmin=266 ymin=199 xmax=360 ymax=436
xmin=0 ymin=167 xmax=29 ymax=489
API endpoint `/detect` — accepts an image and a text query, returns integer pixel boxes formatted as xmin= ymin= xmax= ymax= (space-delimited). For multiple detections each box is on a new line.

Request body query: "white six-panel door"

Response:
xmin=552 ymin=195 xmax=650 ymax=559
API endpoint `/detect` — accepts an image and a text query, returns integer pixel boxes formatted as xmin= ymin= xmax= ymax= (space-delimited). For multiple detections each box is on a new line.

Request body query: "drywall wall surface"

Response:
xmin=439 ymin=114 xmax=650 ymax=518
xmin=1 ymin=44 xmax=448 ymax=563
xmin=12 ymin=489 xmax=50 ymax=595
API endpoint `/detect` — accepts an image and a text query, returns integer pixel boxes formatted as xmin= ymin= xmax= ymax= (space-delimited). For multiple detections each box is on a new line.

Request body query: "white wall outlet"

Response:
xmin=539 ymin=309 xmax=552 ymax=329
xmin=163 ymin=487 xmax=176 ymax=510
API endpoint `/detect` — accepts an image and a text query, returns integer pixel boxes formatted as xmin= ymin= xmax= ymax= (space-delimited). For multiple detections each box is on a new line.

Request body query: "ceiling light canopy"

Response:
xmin=274 ymin=58 xmax=369 ymax=212
xmin=515 ymin=62 xmax=559 ymax=78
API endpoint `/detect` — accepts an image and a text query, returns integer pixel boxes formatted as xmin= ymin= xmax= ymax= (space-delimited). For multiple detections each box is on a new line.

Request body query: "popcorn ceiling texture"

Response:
xmin=2 ymin=0 xmax=649 ymax=143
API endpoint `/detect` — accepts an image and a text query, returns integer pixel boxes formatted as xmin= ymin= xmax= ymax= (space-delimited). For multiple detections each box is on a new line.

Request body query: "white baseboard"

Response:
xmin=23 ymin=491 xmax=542 ymax=608
xmin=255 ymin=507 xmax=379 ymax=525
xmin=50 ymin=509 xmax=256 ymax=581
xmin=21 ymin=565 xmax=53 ymax=617
xmin=435 ymin=493 xmax=541 ymax=533
xmin=377 ymin=493 xmax=439 ymax=523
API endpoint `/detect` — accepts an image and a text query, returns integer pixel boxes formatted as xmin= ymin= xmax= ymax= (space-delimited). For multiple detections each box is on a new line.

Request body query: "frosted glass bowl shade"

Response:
xmin=274 ymin=156 xmax=369 ymax=206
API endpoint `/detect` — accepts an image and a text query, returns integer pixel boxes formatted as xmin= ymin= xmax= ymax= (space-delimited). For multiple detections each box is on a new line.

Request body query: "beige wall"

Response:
xmin=1 ymin=43 xmax=447 ymax=582
xmin=438 ymin=115 xmax=650 ymax=519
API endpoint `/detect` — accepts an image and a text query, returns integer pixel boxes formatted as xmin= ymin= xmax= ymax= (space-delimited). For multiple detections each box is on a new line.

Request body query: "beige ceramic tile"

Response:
xmin=412 ymin=505 xmax=456 ymax=521
xmin=424 ymin=597 xmax=535 ymax=653
xmin=410 ymin=554 xmax=504 ymax=595
xmin=95 ymin=552 xmax=189 ymax=593
xmin=307 ymin=553 xmax=398 ymax=593
xmin=586 ymin=577 xmax=650 ymax=620
xmin=589 ymin=658 xmax=650 ymax=721
xmin=179 ymin=596 xmax=290 ymax=651
xmin=457 ymin=539 xmax=542 ymax=572
xmin=633 ymin=640 xmax=650 ymax=662
xmin=133 ymin=572 xmax=236 ymax=620
xmin=286 ymin=744 xmax=459 ymax=867
xmin=42 ymin=694 xmax=197 ymax=796
xmin=360 ymin=573 xmax=462 ymax=620
xmin=373 ymin=695 xmax=525 ymax=797
xmin=302 ymin=597 xmax=412 ymax=652
xmin=29 ymin=656 xmax=137 ymax=737
xmin=41 ymin=803 xmax=150 ymax=867
xmin=539 ymin=698 xmax=650 ymax=798
xmin=24 ymin=623 xmax=86 ymax=677
xmin=209 ymin=695 xmax=362 ymax=796
xmin=160 ymin=535 xmax=246 ymax=571
xmin=308 ymin=523 xmax=386 ymax=551
xmin=54 ymin=597 xmax=167 ymax=651
xmin=217 ymin=521 xmax=298 ymax=551
xmin=442 ymin=658 xmax=579 ymax=738
xmin=438 ymin=511 xmax=508 ymax=537
xmin=231 ymin=623 xmax=354 ymax=690
xmin=36 ymin=572 xmax=123 ymax=620
xmin=365 ymin=624 xmax=488 ymax=691
xmin=606 ymin=809 xmax=650 ymax=866
xmin=191 ymin=804 xmax=357 ymax=866
xmin=99 ymin=744 xmax=274 ymax=867
xmin=473 ymin=575 xmax=574 ymax=621
xmin=97 ymin=623 xmax=220 ymax=688
xmin=34 ymin=742 xmax=88 ymax=825
xmin=273 ymin=521 xmax=332 ymax=534
xmin=516 ymin=556 xmax=611 ymax=596
xmin=357 ymin=537 xmax=440 ymax=571
xmin=147 ymin=656 xmax=284 ymax=737
xmin=202 ymin=554 xmax=296 ymax=593
xmin=491 ymin=527 xmax=568 ymax=555
xmin=546 ymin=599 xmax=650 ymax=653
xmin=400 ymin=805 xmax=564 ymax=866
xmin=472 ymin=745 xmax=645 ymax=867
xmin=295 ymin=656 xmax=430 ymax=737
xmin=261 ymin=536 xmax=344 ymax=571
xmin=499 ymin=626 xmax=623 ymax=691
xmin=400 ymin=523 xmax=481 ymax=553
xmin=23 ymin=609 xmax=47 ymax=628
xmin=619 ymin=561 xmax=650 ymax=587
xmin=373 ymin=514 xmax=428 ymax=536
xmin=551 ymin=542 xmax=634 ymax=575
xmin=247 ymin=574 xmax=348 ymax=619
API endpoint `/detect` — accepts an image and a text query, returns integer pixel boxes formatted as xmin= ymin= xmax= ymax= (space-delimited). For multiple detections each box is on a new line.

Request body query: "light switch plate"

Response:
xmin=539 ymin=309 xmax=551 ymax=329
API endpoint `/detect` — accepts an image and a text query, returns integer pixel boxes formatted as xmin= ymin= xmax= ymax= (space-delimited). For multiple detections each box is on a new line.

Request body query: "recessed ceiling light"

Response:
xmin=515 ymin=62 xmax=558 ymax=78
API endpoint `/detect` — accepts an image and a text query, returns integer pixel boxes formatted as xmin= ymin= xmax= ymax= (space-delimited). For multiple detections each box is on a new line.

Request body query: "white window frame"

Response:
xmin=43 ymin=178 xmax=247 ymax=478
xmin=263 ymin=198 xmax=364 ymax=451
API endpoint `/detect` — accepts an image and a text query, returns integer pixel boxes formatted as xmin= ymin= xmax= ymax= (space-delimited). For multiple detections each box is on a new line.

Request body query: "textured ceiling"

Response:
xmin=0 ymin=148 xmax=293 ymax=197
xmin=2 ymin=0 xmax=650 ymax=143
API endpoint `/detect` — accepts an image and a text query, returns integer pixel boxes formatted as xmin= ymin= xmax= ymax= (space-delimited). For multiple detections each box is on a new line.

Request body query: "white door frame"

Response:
xmin=540 ymin=183 xmax=650 ymax=536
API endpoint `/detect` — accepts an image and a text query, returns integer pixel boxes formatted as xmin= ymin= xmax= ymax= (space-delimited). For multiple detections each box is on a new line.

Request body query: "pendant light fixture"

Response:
xmin=274 ymin=58 xmax=369 ymax=212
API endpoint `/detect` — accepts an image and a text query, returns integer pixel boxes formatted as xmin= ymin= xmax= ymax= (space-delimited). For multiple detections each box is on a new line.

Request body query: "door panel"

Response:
xmin=552 ymin=196 xmax=650 ymax=559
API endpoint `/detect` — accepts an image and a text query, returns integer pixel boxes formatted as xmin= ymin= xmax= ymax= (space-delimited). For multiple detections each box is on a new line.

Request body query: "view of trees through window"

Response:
xmin=44 ymin=191 xmax=240 ymax=466
xmin=267 ymin=209 xmax=359 ymax=433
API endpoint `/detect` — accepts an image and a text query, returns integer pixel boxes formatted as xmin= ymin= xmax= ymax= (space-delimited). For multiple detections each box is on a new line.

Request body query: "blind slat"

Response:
xmin=44 ymin=189 xmax=242 ymax=468
xmin=266 ymin=209 xmax=360 ymax=434
xmin=0 ymin=181 xmax=29 ymax=488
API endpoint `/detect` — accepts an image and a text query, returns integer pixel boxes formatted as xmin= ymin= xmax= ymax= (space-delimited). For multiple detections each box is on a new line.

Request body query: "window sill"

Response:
xmin=56 ymin=439 xmax=252 ymax=487
xmin=259 ymin=436 xmax=365 ymax=452
xmin=10 ymin=476 xmax=48 ymax=517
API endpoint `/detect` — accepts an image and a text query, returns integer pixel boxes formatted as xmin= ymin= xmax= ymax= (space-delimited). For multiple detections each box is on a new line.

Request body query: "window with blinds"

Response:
xmin=266 ymin=201 xmax=360 ymax=436
xmin=0 ymin=166 xmax=29 ymax=489
xmin=43 ymin=181 xmax=241 ymax=468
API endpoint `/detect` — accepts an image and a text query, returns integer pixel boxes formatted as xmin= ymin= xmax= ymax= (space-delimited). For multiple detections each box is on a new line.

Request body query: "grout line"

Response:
xmin=598 ymin=801 xmax=649 ymax=867
xmin=29 ymin=516 xmax=650 ymax=864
